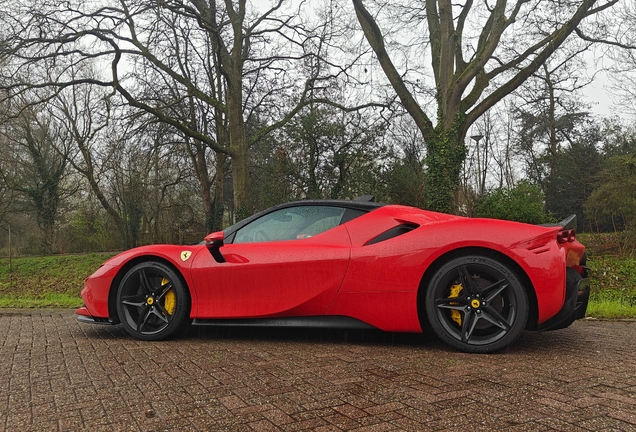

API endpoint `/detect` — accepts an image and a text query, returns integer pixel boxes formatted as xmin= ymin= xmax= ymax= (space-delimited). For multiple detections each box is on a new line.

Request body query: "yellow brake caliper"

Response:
xmin=161 ymin=277 xmax=176 ymax=315
xmin=449 ymin=283 xmax=463 ymax=326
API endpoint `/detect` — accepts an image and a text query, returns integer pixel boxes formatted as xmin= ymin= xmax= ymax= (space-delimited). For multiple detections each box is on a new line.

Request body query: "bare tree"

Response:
xmin=1 ymin=0 xmax=381 ymax=220
xmin=50 ymin=82 xmax=132 ymax=244
xmin=352 ymin=0 xmax=619 ymax=213
xmin=0 ymin=139 xmax=16 ymax=229
xmin=514 ymin=56 xmax=591 ymax=192
xmin=562 ymin=0 xmax=636 ymax=116
xmin=0 ymin=104 xmax=72 ymax=252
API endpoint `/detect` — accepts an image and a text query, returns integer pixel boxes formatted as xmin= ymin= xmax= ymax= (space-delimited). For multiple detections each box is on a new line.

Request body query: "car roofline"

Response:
xmin=272 ymin=199 xmax=385 ymax=211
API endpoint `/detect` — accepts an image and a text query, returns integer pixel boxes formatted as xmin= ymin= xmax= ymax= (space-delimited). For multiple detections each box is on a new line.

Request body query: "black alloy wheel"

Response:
xmin=425 ymin=255 xmax=529 ymax=353
xmin=116 ymin=261 xmax=190 ymax=341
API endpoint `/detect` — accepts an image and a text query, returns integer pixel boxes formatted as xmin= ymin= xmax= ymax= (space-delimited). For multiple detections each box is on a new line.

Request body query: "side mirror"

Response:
xmin=204 ymin=231 xmax=224 ymax=247
xmin=204 ymin=231 xmax=226 ymax=263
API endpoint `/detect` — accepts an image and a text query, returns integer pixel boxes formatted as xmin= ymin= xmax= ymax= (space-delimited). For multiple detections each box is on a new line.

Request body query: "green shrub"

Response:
xmin=474 ymin=181 xmax=552 ymax=224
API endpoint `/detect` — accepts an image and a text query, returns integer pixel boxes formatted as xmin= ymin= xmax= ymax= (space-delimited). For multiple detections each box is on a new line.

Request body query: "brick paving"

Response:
xmin=1 ymin=310 xmax=635 ymax=431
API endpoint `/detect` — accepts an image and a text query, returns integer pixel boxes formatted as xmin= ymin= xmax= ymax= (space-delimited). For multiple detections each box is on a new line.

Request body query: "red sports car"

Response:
xmin=77 ymin=197 xmax=589 ymax=353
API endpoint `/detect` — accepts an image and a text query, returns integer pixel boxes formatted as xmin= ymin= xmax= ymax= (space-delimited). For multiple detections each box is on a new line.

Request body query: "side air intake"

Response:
xmin=365 ymin=223 xmax=419 ymax=246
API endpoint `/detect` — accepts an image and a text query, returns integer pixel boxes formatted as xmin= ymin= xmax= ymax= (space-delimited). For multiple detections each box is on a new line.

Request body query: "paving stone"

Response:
xmin=1 ymin=311 xmax=636 ymax=431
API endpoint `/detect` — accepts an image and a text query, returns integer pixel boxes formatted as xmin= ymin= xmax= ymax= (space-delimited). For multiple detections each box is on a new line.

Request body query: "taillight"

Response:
xmin=557 ymin=229 xmax=576 ymax=243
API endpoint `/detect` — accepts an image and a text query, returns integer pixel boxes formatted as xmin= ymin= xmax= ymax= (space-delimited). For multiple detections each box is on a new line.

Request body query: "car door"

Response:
xmin=190 ymin=205 xmax=352 ymax=318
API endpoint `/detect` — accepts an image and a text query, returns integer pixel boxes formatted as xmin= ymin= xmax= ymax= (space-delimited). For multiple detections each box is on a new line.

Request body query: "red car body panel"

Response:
xmin=327 ymin=291 xmax=420 ymax=332
xmin=79 ymin=204 xmax=586 ymax=332
xmin=336 ymin=205 xmax=574 ymax=325
xmin=79 ymin=263 xmax=120 ymax=318
xmin=80 ymin=245 xmax=206 ymax=319
xmin=189 ymin=225 xmax=351 ymax=318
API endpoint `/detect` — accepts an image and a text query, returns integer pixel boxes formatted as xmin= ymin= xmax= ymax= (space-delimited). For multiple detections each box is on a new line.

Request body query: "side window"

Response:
xmin=233 ymin=206 xmax=346 ymax=244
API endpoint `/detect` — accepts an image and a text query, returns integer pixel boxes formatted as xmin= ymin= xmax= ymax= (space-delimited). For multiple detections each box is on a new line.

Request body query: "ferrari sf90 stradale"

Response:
xmin=77 ymin=197 xmax=589 ymax=353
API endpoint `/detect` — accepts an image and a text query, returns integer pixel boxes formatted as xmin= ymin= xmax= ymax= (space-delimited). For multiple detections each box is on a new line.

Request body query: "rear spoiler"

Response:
xmin=539 ymin=214 xmax=577 ymax=231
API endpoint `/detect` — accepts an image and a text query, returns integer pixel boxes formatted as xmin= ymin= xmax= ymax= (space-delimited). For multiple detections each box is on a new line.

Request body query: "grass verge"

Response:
xmin=581 ymin=234 xmax=636 ymax=319
xmin=0 ymin=293 xmax=82 ymax=308
xmin=0 ymin=248 xmax=635 ymax=319
xmin=586 ymin=300 xmax=636 ymax=320
xmin=0 ymin=253 xmax=114 ymax=309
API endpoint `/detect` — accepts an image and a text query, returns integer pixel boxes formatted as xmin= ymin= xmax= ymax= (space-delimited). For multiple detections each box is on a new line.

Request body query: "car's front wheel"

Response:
xmin=425 ymin=255 xmax=528 ymax=353
xmin=116 ymin=261 xmax=190 ymax=341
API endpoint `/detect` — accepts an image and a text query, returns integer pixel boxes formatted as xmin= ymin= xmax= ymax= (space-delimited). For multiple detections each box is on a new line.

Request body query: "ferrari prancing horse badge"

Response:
xmin=180 ymin=251 xmax=192 ymax=262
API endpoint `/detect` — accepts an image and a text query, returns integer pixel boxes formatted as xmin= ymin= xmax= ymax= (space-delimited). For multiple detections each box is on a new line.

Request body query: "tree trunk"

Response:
xmin=227 ymin=86 xmax=250 ymax=221
xmin=230 ymin=139 xmax=250 ymax=221
xmin=90 ymin=177 xmax=127 ymax=245
xmin=212 ymin=152 xmax=226 ymax=231
xmin=199 ymin=162 xmax=214 ymax=233
xmin=425 ymin=120 xmax=467 ymax=213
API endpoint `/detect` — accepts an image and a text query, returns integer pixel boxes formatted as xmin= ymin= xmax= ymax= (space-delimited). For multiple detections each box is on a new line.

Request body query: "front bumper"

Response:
xmin=538 ymin=267 xmax=590 ymax=332
xmin=76 ymin=306 xmax=117 ymax=325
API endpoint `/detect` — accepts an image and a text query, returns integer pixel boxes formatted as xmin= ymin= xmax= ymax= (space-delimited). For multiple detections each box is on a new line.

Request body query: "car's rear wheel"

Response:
xmin=425 ymin=255 xmax=528 ymax=353
xmin=116 ymin=261 xmax=190 ymax=341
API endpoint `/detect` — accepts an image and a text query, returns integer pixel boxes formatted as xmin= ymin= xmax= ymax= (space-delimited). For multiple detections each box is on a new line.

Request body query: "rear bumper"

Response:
xmin=538 ymin=268 xmax=590 ymax=332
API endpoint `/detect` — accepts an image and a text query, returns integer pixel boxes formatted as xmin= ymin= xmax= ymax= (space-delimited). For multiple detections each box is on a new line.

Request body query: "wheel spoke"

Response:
xmin=458 ymin=266 xmax=479 ymax=296
xmin=481 ymin=306 xmax=512 ymax=331
xmin=482 ymin=280 xmax=509 ymax=302
xmin=154 ymin=302 xmax=173 ymax=321
xmin=139 ymin=270 xmax=153 ymax=294
xmin=121 ymin=294 xmax=146 ymax=308
xmin=460 ymin=310 xmax=479 ymax=343
xmin=150 ymin=307 xmax=169 ymax=324
xmin=136 ymin=306 xmax=152 ymax=333
xmin=156 ymin=282 xmax=173 ymax=301
xmin=435 ymin=297 xmax=467 ymax=311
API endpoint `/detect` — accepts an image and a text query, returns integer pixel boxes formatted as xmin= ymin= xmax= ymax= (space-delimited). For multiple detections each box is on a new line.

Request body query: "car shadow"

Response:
xmin=75 ymin=318 xmax=584 ymax=354
xmin=182 ymin=324 xmax=442 ymax=348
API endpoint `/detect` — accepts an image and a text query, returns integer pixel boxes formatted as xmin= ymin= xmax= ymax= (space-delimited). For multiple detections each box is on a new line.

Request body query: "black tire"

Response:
xmin=116 ymin=261 xmax=191 ymax=341
xmin=425 ymin=255 xmax=528 ymax=353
